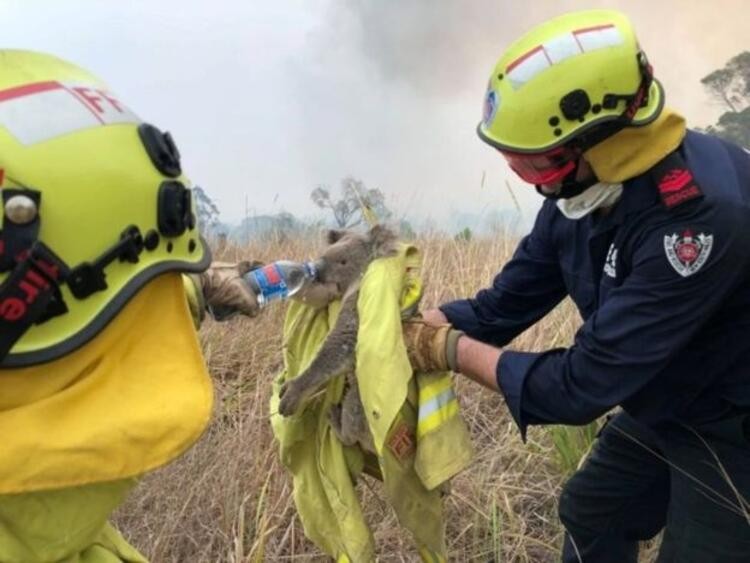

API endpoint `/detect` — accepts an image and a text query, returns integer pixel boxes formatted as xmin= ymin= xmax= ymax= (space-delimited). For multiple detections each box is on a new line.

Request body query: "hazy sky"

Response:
xmin=2 ymin=0 xmax=747 ymax=226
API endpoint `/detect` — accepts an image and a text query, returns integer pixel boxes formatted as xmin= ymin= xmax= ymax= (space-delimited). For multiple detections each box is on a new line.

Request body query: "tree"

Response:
xmin=728 ymin=51 xmax=750 ymax=97
xmin=266 ymin=211 xmax=303 ymax=243
xmin=230 ymin=212 xmax=304 ymax=244
xmin=398 ymin=219 xmax=416 ymax=240
xmin=454 ymin=227 xmax=472 ymax=242
xmin=311 ymin=176 xmax=392 ymax=228
xmin=701 ymin=51 xmax=750 ymax=147
xmin=703 ymin=108 xmax=750 ymax=148
xmin=702 ymin=67 xmax=740 ymax=113
xmin=193 ymin=186 xmax=221 ymax=234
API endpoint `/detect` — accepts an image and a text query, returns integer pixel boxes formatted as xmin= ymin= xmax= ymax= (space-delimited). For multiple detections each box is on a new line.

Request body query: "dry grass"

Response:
xmin=113 ymin=233 xmax=660 ymax=562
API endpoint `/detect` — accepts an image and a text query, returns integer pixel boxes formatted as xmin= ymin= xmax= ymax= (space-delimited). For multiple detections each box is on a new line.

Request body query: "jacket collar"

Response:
xmin=590 ymin=170 xmax=660 ymax=235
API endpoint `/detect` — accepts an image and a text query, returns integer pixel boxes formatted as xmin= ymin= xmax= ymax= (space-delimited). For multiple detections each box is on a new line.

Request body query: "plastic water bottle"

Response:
xmin=210 ymin=260 xmax=318 ymax=320
xmin=245 ymin=260 xmax=318 ymax=307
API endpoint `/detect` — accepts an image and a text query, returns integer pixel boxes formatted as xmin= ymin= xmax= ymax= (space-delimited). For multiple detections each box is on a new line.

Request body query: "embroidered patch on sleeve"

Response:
xmin=650 ymin=152 xmax=703 ymax=210
xmin=664 ymin=229 xmax=713 ymax=277
xmin=386 ymin=419 xmax=416 ymax=464
xmin=656 ymin=168 xmax=702 ymax=208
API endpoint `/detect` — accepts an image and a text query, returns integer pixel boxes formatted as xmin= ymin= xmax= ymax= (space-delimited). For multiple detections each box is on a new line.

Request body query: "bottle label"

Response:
xmin=251 ymin=263 xmax=289 ymax=303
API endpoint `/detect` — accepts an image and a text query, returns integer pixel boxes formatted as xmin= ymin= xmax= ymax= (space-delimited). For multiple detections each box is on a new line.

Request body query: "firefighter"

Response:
xmin=0 ymin=50 xmax=259 ymax=561
xmin=403 ymin=9 xmax=750 ymax=562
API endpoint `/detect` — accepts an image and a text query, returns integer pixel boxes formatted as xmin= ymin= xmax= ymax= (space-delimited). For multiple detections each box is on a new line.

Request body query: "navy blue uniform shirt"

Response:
xmin=441 ymin=131 xmax=750 ymax=438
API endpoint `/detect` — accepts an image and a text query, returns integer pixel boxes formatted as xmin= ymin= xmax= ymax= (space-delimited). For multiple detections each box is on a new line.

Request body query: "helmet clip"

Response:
xmin=67 ymin=225 xmax=144 ymax=299
xmin=138 ymin=123 xmax=182 ymax=178
xmin=560 ymin=90 xmax=592 ymax=121
xmin=157 ymin=181 xmax=195 ymax=237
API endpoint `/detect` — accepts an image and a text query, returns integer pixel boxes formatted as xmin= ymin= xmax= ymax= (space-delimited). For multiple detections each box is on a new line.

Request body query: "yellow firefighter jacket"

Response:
xmin=270 ymin=244 xmax=473 ymax=562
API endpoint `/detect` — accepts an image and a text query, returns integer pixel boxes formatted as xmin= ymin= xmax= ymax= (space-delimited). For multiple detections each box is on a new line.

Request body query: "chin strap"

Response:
xmin=0 ymin=181 xmax=148 ymax=361
xmin=0 ymin=224 xmax=147 ymax=362
xmin=0 ymin=241 xmax=69 ymax=360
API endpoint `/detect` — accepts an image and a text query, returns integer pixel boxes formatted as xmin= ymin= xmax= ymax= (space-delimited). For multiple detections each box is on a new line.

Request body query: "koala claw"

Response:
xmin=278 ymin=380 xmax=304 ymax=416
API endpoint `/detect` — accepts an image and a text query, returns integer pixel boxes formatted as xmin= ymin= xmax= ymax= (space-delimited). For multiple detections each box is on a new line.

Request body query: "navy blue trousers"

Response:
xmin=559 ymin=412 xmax=750 ymax=562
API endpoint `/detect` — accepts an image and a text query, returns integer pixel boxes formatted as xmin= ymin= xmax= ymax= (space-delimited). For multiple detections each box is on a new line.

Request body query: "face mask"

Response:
xmin=556 ymin=182 xmax=623 ymax=220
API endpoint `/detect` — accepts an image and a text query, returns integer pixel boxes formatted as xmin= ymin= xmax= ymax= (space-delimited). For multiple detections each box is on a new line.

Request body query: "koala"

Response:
xmin=278 ymin=224 xmax=399 ymax=452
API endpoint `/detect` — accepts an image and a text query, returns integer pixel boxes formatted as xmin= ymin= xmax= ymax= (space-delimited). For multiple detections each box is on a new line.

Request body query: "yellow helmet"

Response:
xmin=478 ymin=9 xmax=664 ymax=155
xmin=0 ymin=51 xmax=210 ymax=367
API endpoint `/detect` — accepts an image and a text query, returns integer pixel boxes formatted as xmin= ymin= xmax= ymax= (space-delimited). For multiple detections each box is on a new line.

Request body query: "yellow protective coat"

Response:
xmin=0 ymin=273 xmax=213 ymax=561
xmin=0 ymin=479 xmax=146 ymax=563
xmin=271 ymin=245 xmax=473 ymax=562
xmin=0 ymin=273 xmax=213 ymax=494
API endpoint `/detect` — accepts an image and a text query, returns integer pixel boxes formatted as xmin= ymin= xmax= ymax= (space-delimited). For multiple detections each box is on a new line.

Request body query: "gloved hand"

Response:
xmin=401 ymin=318 xmax=464 ymax=373
xmin=198 ymin=260 xmax=263 ymax=319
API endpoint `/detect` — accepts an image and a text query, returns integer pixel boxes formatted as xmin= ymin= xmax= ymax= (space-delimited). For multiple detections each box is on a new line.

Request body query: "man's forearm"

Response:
xmin=455 ymin=335 xmax=501 ymax=391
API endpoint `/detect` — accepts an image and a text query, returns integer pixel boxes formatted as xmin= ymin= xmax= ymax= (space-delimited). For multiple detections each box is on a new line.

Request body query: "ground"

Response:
xmin=115 ymin=234 xmax=662 ymax=562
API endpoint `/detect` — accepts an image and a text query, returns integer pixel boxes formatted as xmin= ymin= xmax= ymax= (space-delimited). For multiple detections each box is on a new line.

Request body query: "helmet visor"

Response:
xmin=500 ymin=146 xmax=580 ymax=185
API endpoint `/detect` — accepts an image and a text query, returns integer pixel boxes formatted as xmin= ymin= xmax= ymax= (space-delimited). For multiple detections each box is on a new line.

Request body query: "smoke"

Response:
xmin=320 ymin=1 xmax=552 ymax=100
xmin=284 ymin=0 xmax=747 ymax=226
xmin=9 ymin=1 xmax=740 ymax=225
xmin=320 ymin=0 xmax=747 ymax=121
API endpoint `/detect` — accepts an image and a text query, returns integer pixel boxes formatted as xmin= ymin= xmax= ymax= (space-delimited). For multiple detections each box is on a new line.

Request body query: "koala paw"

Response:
xmin=278 ymin=380 xmax=305 ymax=416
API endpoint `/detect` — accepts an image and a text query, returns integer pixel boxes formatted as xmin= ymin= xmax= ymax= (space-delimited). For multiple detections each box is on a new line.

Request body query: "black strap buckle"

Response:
xmin=606 ymin=52 xmax=653 ymax=121
xmin=67 ymin=225 xmax=144 ymax=299
xmin=157 ymin=181 xmax=195 ymax=237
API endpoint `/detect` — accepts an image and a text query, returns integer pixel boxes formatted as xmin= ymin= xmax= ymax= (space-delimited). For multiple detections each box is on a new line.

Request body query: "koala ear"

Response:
xmin=326 ymin=229 xmax=346 ymax=244
xmin=369 ymin=224 xmax=398 ymax=257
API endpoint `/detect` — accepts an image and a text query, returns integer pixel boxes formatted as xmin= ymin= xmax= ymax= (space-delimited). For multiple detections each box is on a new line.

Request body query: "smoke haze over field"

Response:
xmin=2 ymin=0 xmax=747 ymax=226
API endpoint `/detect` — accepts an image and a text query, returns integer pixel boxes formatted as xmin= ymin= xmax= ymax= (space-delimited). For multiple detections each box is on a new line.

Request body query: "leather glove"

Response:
xmin=402 ymin=318 xmax=464 ymax=373
xmin=198 ymin=260 xmax=263 ymax=319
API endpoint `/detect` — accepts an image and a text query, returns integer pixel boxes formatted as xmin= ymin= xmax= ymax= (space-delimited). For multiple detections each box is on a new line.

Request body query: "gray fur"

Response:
xmin=278 ymin=225 xmax=398 ymax=451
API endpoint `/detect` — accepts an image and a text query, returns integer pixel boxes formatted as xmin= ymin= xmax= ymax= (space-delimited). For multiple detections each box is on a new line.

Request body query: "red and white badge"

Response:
xmin=663 ymin=229 xmax=713 ymax=277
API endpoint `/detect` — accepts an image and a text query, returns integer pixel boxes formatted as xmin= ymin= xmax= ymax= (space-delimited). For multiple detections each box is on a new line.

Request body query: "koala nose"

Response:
xmin=312 ymin=258 xmax=327 ymax=281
